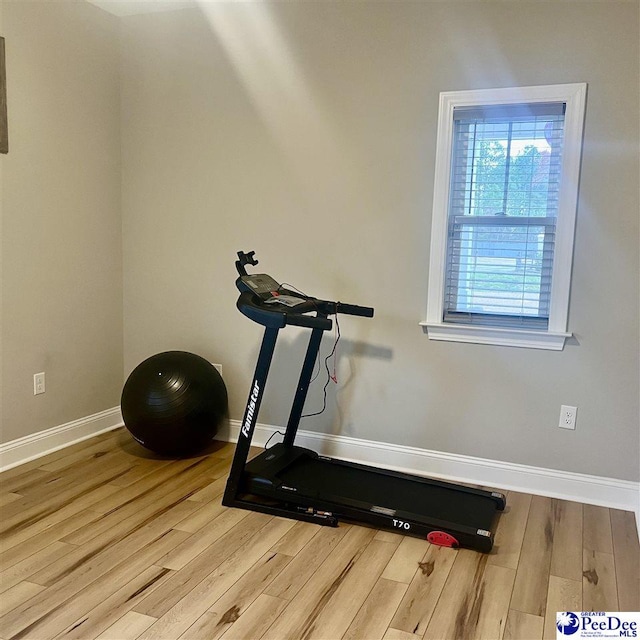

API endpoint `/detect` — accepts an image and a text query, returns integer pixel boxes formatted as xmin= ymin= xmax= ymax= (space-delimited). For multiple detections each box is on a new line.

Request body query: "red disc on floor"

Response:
xmin=427 ymin=531 xmax=459 ymax=548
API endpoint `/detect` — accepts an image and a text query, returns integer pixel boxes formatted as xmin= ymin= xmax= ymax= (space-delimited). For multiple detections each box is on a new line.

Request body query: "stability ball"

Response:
xmin=121 ymin=351 xmax=227 ymax=456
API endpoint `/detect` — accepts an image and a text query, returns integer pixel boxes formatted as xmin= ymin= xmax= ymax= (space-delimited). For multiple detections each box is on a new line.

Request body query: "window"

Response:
xmin=423 ymin=84 xmax=587 ymax=350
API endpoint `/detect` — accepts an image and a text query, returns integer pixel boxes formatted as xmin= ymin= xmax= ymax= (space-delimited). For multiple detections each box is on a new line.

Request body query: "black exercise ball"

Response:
xmin=121 ymin=351 xmax=227 ymax=456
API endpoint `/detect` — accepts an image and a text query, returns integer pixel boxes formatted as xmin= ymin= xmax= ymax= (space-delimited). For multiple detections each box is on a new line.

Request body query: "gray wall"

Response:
xmin=1 ymin=1 xmax=123 ymax=442
xmin=121 ymin=1 xmax=639 ymax=482
xmin=1 ymin=1 xmax=637 ymax=485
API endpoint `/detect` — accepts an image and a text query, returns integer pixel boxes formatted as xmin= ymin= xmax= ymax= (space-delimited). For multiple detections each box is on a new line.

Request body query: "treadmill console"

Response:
xmin=234 ymin=250 xmax=374 ymax=329
xmin=238 ymin=274 xmax=307 ymax=308
xmin=238 ymin=274 xmax=281 ymax=300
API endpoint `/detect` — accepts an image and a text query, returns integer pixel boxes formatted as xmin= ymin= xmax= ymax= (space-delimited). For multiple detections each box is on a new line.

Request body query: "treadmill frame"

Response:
xmin=222 ymin=253 xmax=506 ymax=551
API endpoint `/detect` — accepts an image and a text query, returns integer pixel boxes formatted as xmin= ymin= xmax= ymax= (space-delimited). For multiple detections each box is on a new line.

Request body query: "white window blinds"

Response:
xmin=444 ymin=102 xmax=565 ymax=329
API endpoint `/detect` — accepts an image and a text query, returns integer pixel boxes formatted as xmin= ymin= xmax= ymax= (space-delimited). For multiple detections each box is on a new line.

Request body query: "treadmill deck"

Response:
xmin=243 ymin=444 xmax=503 ymax=546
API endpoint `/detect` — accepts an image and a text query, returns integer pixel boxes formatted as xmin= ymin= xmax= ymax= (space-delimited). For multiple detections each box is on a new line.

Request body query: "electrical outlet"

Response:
xmin=34 ymin=372 xmax=45 ymax=395
xmin=559 ymin=405 xmax=577 ymax=430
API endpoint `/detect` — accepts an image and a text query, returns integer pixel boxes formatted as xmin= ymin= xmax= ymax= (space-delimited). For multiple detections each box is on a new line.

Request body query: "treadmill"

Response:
xmin=222 ymin=251 xmax=505 ymax=552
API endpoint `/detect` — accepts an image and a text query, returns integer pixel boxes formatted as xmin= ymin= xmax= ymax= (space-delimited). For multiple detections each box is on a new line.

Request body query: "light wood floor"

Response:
xmin=1 ymin=428 xmax=638 ymax=640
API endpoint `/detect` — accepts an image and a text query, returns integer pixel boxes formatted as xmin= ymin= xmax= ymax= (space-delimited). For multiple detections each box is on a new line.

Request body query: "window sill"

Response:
xmin=420 ymin=322 xmax=571 ymax=351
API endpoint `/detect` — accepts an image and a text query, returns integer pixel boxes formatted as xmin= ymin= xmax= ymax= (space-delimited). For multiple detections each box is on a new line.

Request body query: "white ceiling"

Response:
xmin=86 ymin=0 xmax=198 ymax=17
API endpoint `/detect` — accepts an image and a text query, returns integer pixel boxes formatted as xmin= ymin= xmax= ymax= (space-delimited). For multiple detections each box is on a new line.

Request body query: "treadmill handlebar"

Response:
xmin=236 ymin=293 xmax=373 ymax=331
xmin=311 ymin=299 xmax=374 ymax=318
xmin=236 ymin=292 xmax=333 ymax=331
xmin=335 ymin=302 xmax=374 ymax=318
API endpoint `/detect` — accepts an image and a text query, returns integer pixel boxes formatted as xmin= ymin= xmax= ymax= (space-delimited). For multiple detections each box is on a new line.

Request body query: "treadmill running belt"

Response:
xmin=278 ymin=456 xmax=497 ymax=530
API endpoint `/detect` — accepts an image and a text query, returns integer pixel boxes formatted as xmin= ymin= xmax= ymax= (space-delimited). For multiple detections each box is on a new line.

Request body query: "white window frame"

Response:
xmin=422 ymin=83 xmax=587 ymax=350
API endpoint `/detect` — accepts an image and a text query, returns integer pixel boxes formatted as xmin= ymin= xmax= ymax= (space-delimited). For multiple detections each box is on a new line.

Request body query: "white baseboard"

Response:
xmin=219 ymin=419 xmax=640 ymax=531
xmin=0 ymin=407 xmax=124 ymax=472
xmin=2 ymin=410 xmax=637 ymax=537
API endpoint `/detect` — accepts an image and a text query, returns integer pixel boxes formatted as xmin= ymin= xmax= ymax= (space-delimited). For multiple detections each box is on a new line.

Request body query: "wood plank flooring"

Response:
xmin=1 ymin=428 xmax=638 ymax=640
